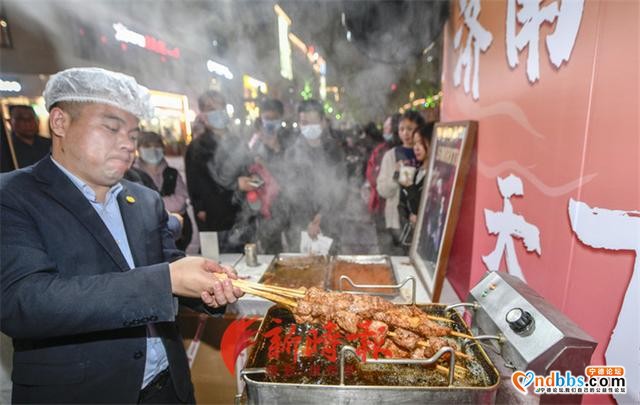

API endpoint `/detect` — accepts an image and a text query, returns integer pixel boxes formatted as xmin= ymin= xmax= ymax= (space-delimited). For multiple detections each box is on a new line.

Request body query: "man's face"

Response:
xmin=260 ymin=110 xmax=281 ymax=122
xmin=10 ymin=107 xmax=39 ymax=139
xmin=298 ymin=110 xmax=323 ymax=127
xmin=55 ymin=103 xmax=140 ymax=188
xmin=260 ymin=109 xmax=283 ymax=136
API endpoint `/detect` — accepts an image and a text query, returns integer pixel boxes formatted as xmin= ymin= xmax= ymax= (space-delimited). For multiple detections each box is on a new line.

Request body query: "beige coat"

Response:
xmin=376 ymin=147 xmax=401 ymax=229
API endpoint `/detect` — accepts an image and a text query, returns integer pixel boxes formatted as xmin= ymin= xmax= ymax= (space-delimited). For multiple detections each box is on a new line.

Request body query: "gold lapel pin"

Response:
xmin=125 ymin=195 xmax=136 ymax=204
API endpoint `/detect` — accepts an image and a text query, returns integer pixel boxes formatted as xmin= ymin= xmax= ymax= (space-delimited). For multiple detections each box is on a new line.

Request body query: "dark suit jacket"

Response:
xmin=0 ymin=157 xmax=212 ymax=403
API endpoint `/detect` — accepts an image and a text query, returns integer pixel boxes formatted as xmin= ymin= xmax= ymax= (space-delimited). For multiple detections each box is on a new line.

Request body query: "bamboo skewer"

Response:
xmin=235 ymin=283 xmax=298 ymax=308
xmin=236 ymin=281 xmax=306 ymax=298
xmin=436 ymin=364 xmax=465 ymax=380
xmin=425 ymin=315 xmax=454 ymax=324
xmin=449 ymin=331 xmax=476 ymax=340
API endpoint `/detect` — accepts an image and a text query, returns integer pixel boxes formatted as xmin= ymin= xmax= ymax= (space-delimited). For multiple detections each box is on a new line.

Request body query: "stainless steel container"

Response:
xmin=242 ymin=305 xmax=500 ymax=405
xmin=258 ymin=253 xmax=329 ymax=289
xmin=244 ymin=243 xmax=259 ymax=267
xmin=328 ymin=255 xmax=399 ymax=297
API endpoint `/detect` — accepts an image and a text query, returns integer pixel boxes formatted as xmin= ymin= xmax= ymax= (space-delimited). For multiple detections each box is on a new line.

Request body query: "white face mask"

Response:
xmin=300 ymin=124 xmax=323 ymax=141
xmin=139 ymin=147 xmax=164 ymax=165
xmin=206 ymin=110 xmax=230 ymax=129
xmin=383 ymin=132 xmax=394 ymax=142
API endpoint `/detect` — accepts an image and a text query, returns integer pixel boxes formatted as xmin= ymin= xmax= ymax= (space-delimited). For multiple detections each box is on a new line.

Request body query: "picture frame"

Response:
xmin=409 ymin=121 xmax=477 ymax=301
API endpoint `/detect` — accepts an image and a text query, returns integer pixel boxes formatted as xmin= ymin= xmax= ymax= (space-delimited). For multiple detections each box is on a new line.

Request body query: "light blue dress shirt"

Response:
xmin=51 ymin=158 xmax=169 ymax=389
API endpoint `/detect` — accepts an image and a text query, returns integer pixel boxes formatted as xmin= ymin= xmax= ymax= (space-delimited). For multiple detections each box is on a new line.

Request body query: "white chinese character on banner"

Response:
xmin=453 ymin=0 xmax=494 ymax=100
xmin=506 ymin=0 xmax=585 ymax=82
xmin=568 ymin=198 xmax=639 ymax=405
xmin=482 ymin=174 xmax=541 ymax=281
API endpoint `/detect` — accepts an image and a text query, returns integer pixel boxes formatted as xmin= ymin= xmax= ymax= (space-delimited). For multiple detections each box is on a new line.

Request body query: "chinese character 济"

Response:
xmin=453 ymin=0 xmax=494 ymax=100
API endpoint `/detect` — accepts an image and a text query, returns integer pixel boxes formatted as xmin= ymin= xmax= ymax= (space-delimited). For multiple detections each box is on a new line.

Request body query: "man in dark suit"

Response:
xmin=0 ymin=67 xmax=242 ymax=403
xmin=0 ymin=105 xmax=52 ymax=173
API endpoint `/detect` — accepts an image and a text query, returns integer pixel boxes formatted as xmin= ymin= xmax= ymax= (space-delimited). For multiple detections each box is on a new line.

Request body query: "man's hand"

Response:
xmin=307 ymin=214 xmax=322 ymax=240
xmin=237 ymin=176 xmax=257 ymax=192
xmin=196 ymin=211 xmax=207 ymax=222
xmin=169 ymin=212 xmax=184 ymax=228
xmin=169 ymin=257 xmax=243 ymax=308
xmin=409 ymin=214 xmax=417 ymax=225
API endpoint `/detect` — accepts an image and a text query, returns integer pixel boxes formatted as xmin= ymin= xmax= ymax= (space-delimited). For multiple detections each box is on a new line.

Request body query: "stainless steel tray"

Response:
xmin=242 ymin=305 xmax=500 ymax=405
xmin=258 ymin=253 xmax=329 ymax=289
xmin=328 ymin=255 xmax=399 ymax=297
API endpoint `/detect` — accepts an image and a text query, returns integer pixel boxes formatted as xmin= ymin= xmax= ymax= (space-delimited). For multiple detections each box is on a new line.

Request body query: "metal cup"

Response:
xmin=244 ymin=243 xmax=259 ymax=267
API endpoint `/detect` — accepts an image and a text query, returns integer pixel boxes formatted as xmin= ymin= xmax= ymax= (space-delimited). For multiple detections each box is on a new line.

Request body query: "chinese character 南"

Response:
xmin=482 ymin=174 xmax=541 ymax=281
xmin=453 ymin=0 xmax=494 ymax=100
xmin=506 ymin=0 xmax=585 ymax=82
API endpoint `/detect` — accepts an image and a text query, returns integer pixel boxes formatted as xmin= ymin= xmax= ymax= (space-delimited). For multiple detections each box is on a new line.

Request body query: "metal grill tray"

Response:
xmin=258 ymin=254 xmax=329 ymax=290
xmin=328 ymin=255 xmax=399 ymax=297
xmin=243 ymin=305 xmax=500 ymax=405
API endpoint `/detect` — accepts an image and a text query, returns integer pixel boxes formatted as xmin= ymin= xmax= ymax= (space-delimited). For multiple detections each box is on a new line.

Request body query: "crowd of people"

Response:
xmin=155 ymin=90 xmax=436 ymax=256
xmin=1 ymin=85 xmax=437 ymax=257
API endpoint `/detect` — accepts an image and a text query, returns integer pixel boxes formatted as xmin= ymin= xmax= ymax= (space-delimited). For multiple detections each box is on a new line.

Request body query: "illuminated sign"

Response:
xmin=112 ymin=23 xmax=180 ymax=59
xmin=243 ymin=74 xmax=268 ymax=120
xmin=206 ymin=60 xmax=234 ymax=80
xmin=288 ymin=33 xmax=307 ymax=54
xmin=319 ymin=75 xmax=326 ymax=100
xmin=0 ymin=79 xmax=21 ymax=92
xmin=275 ymin=5 xmax=293 ymax=80
xmin=243 ymin=75 xmax=268 ymax=94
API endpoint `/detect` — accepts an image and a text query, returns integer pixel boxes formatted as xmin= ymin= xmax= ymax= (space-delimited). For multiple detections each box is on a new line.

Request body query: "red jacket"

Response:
xmin=365 ymin=142 xmax=391 ymax=214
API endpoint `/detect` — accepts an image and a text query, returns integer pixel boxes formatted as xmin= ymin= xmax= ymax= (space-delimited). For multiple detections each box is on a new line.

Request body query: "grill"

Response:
xmin=242 ymin=306 xmax=500 ymax=404
xmin=241 ymin=269 xmax=596 ymax=404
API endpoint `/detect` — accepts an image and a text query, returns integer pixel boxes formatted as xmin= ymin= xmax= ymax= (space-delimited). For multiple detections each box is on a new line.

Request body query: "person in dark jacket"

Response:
xmin=1 ymin=105 xmax=51 ymax=172
xmin=184 ymin=90 xmax=257 ymax=253
xmin=249 ymin=98 xmax=293 ymax=253
xmin=0 ymin=67 xmax=242 ymax=403
xmin=283 ymin=99 xmax=348 ymax=252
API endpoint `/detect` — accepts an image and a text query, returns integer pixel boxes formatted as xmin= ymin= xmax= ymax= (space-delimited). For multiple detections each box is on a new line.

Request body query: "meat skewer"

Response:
xmin=218 ymin=278 xmax=474 ymax=368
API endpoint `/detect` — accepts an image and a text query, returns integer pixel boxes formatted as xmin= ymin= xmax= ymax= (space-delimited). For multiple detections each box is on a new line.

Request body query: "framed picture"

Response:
xmin=409 ymin=121 xmax=477 ymax=301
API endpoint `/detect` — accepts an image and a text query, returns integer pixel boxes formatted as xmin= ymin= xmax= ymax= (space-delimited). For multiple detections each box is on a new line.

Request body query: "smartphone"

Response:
xmin=249 ymin=178 xmax=264 ymax=188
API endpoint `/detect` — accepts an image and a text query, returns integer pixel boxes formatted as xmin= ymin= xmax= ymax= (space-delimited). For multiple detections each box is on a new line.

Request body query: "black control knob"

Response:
xmin=506 ymin=308 xmax=534 ymax=334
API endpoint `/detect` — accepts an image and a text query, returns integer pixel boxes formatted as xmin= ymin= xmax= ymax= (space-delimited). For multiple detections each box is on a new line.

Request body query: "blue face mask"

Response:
xmin=206 ymin=110 xmax=230 ymax=129
xmin=383 ymin=132 xmax=394 ymax=142
xmin=262 ymin=119 xmax=282 ymax=134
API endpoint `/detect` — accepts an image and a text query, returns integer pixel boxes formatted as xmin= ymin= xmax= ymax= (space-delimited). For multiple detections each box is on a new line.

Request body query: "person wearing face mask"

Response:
xmin=185 ymin=90 xmax=257 ymax=253
xmin=376 ymin=110 xmax=425 ymax=254
xmin=251 ymin=98 xmax=293 ymax=160
xmin=247 ymin=99 xmax=294 ymax=253
xmin=365 ymin=113 xmax=401 ymax=252
xmin=283 ymin=99 xmax=348 ymax=253
xmin=134 ymin=131 xmax=192 ymax=251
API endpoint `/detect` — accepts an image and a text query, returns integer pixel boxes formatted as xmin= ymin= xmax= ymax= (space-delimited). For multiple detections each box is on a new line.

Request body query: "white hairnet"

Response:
xmin=43 ymin=67 xmax=153 ymax=120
